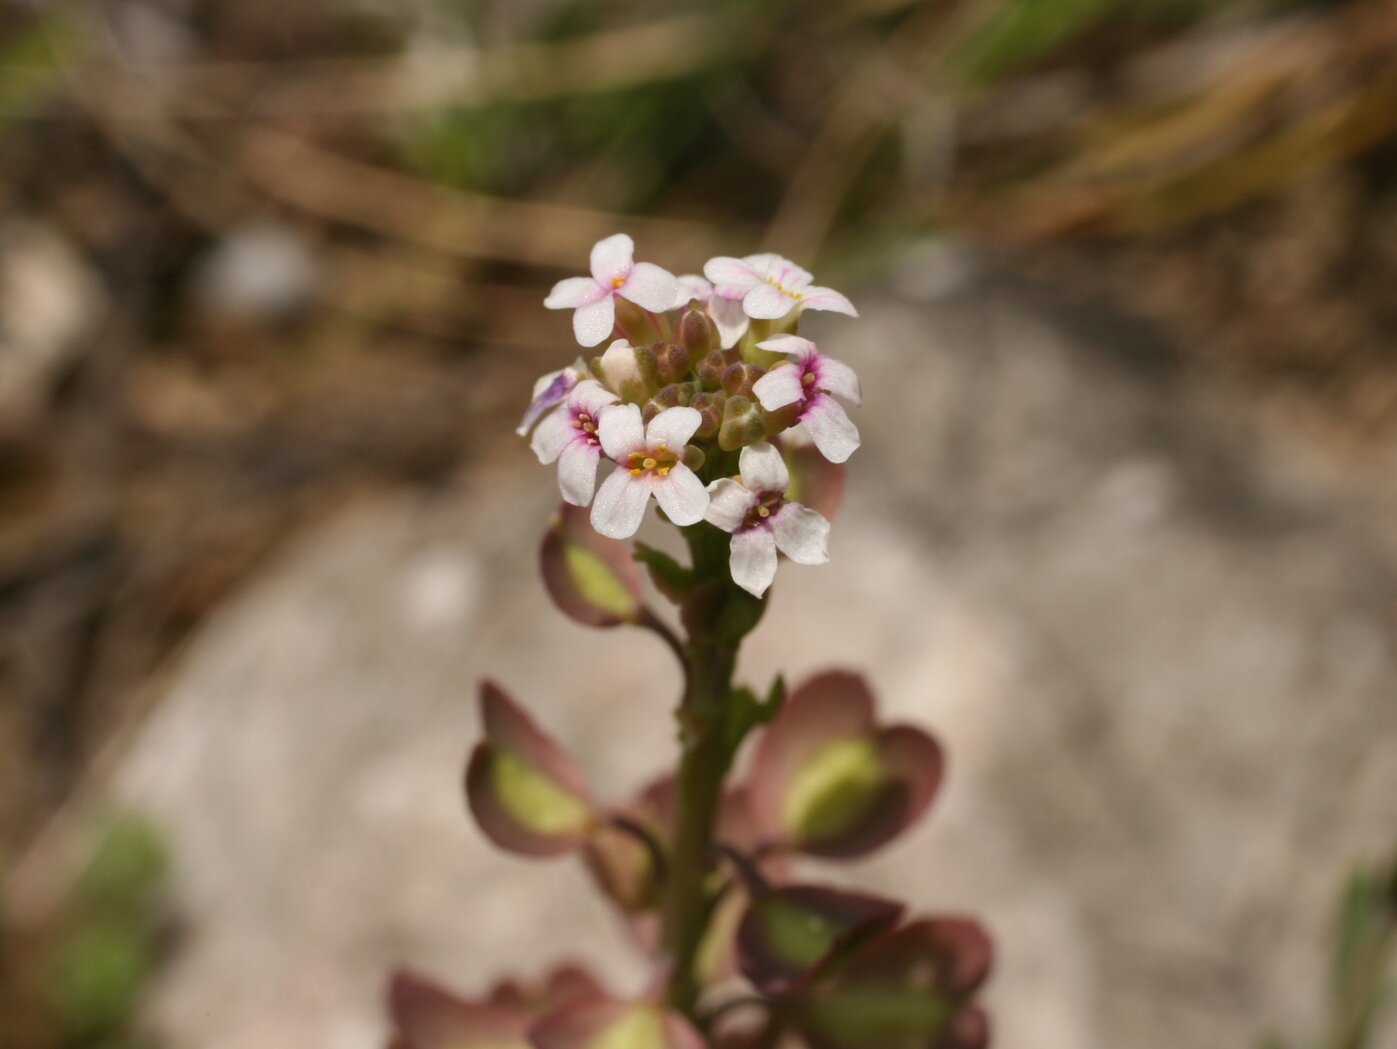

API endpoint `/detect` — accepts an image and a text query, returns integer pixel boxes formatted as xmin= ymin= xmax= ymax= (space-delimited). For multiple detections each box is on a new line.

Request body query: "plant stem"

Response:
xmin=661 ymin=520 xmax=744 ymax=1015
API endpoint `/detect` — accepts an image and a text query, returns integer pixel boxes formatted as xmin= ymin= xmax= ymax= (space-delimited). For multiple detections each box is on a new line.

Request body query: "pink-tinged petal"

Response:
xmin=751 ymin=362 xmax=805 ymax=412
xmin=466 ymin=681 xmax=594 ymax=857
xmin=619 ymin=261 xmax=679 ymax=314
xmin=540 ymin=504 xmax=644 ymax=628
xmin=770 ymin=503 xmax=829 ymax=565
xmin=798 ymin=285 xmax=858 ymax=317
xmin=557 ymin=440 xmax=602 ymax=507
xmin=800 ymin=396 xmax=860 ymax=464
xmin=729 ymin=527 xmax=778 ymax=598
xmin=545 ymin=276 xmax=607 ymax=311
xmin=784 ymin=443 xmax=846 ymax=521
xmin=742 ymin=281 xmax=796 ymax=320
xmin=737 ymin=883 xmax=904 ymax=997
xmin=653 ymin=465 xmax=708 ymax=526
xmin=644 ymin=405 xmax=701 ymax=451
xmin=756 ymin=334 xmax=816 ymax=359
xmin=389 ymin=970 xmax=531 ymax=1049
xmin=708 ymin=295 xmax=749 ymax=349
xmin=705 ymin=478 xmax=758 ymax=533
xmin=573 ymin=295 xmax=617 ymax=348
xmin=815 ymin=356 xmax=862 ymax=404
xmin=572 ymin=378 xmax=620 ymax=417
xmin=531 ymin=404 xmax=574 ymax=465
xmin=704 ymin=255 xmax=760 ymax=290
xmin=530 ymin=1000 xmax=704 ymax=1049
xmin=591 ymin=468 xmax=653 ymax=539
xmin=589 ymin=233 xmax=635 ymax=285
xmin=598 ymin=403 xmax=645 ymax=460
xmin=745 ymin=253 xmax=813 ymax=290
xmin=672 ymin=273 xmax=712 ymax=309
xmin=517 ymin=367 xmax=581 ymax=436
xmin=791 ymin=918 xmax=993 ymax=1049
xmin=738 ymin=442 xmax=789 ymax=494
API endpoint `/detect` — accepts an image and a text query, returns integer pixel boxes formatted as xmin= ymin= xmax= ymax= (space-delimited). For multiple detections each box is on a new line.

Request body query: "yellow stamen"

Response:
xmin=758 ymin=506 xmax=770 ymax=518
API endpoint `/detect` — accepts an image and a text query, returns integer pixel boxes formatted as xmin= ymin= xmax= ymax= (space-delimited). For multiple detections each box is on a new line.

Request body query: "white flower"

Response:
xmin=591 ymin=405 xmax=709 ymax=538
xmin=673 ymin=274 xmax=749 ymax=349
xmin=530 ymin=380 xmax=620 ymax=506
xmin=752 ymin=335 xmax=861 ymax=464
xmin=703 ymin=253 xmax=857 ymax=321
xmin=705 ymin=442 xmax=829 ymax=598
xmin=545 ymin=234 xmax=679 ymax=347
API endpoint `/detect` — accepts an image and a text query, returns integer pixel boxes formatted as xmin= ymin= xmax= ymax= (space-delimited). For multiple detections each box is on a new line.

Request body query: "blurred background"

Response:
xmin=1 ymin=0 xmax=1396 ymax=1047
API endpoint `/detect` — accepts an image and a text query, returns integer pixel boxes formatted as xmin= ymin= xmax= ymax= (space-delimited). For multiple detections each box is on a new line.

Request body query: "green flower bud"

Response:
xmin=719 ymin=395 xmax=766 ymax=451
xmin=653 ymin=341 xmax=691 ymax=386
xmin=678 ymin=303 xmax=720 ymax=356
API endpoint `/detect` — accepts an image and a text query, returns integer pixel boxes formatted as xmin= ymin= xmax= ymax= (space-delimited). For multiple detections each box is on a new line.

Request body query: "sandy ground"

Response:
xmin=104 ymin=262 xmax=1397 ymax=1049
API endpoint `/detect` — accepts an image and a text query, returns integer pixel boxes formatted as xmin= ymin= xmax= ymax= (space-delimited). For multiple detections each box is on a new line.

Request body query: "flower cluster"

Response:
xmin=519 ymin=234 xmax=863 ymax=598
xmin=384 ymin=236 xmax=992 ymax=1049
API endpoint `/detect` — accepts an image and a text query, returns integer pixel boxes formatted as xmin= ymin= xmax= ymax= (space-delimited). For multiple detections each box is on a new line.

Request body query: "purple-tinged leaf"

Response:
xmin=788 ymin=918 xmax=993 ymax=1049
xmin=747 ymin=671 xmax=943 ymax=859
xmin=736 ymin=883 xmax=904 ymax=997
xmin=529 ymin=999 xmax=706 ymax=1049
xmin=466 ymin=681 xmax=595 ymax=857
xmin=541 ymin=503 xmax=646 ymax=628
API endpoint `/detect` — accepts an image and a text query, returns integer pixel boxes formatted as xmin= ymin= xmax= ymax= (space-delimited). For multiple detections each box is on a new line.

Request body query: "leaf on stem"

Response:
xmin=542 ymin=503 xmax=647 ymax=628
xmin=466 ymin=681 xmax=596 ymax=857
xmin=530 ymin=999 xmax=706 ymax=1049
xmin=736 ymin=883 xmax=903 ymax=996
xmin=785 ymin=918 xmax=994 ymax=1049
xmin=746 ymin=671 xmax=943 ymax=859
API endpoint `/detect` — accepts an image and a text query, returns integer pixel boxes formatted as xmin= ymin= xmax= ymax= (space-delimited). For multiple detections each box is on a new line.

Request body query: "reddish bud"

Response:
xmin=689 ymin=391 xmax=726 ymax=438
xmin=719 ymin=395 xmax=766 ymax=451
xmin=721 ymin=361 xmax=765 ymax=398
xmin=678 ymin=303 xmax=720 ymax=356
xmin=654 ymin=342 xmax=691 ymax=386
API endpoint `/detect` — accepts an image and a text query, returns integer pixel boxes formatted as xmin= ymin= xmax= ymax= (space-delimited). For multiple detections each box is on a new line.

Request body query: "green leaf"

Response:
xmin=633 ymin=542 xmax=693 ymax=603
xmin=491 ymin=750 xmax=592 ymax=838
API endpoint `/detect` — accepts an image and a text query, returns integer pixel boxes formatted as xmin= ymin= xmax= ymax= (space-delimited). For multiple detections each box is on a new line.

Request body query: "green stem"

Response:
xmin=661 ymin=519 xmax=745 ymax=1015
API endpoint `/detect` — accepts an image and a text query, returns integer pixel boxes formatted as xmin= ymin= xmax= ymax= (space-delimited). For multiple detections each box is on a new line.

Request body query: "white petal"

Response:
xmin=756 ymin=334 xmax=816 ymax=359
xmin=645 ymin=406 xmax=701 ymax=451
xmin=571 ymin=378 xmax=619 ymax=417
xmin=591 ymin=468 xmax=652 ymax=539
xmin=738 ymin=442 xmax=789 ymax=493
xmin=729 ymin=527 xmax=778 ymax=598
xmin=598 ymin=403 xmax=645 ymax=460
xmin=745 ymin=253 xmax=812 ymax=290
xmin=751 ymin=362 xmax=804 ymax=412
xmin=798 ymin=285 xmax=858 ymax=317
xmin=653 ymin=465 xmax=709 ymax=526
xmin=573 ymin=295 xmax=617 ymax=347
xmin=770 ymin=503 xmax=829 ymax=565
xmin=674 ymin=274 xmax=713 ymax=309
xmin=590 ymin=233 xmax=635 ymax=284
xmin=705 ymin=478 xmax=757 ymax=533
xmin=530 ymin=404 xmax=573 ymax=465
xmin=516 ymin=367 xmax=578 ymax=436
xmin=709 ymin=295 xmax=749 ymax=349
xmin=801 ymin=395 xmax=860 ymax=464
xmin=703 ymin=256 xmax=759 ymax=290
xmin=545 ymin=276 xmax=605 ymax=310
xmin=598 ymin=339 xmax=642 ymax=392
xmin=742 ymin=282 xmax=797 ymax=320
xmin=620 ymin=262 xmax=679 ymax=313
xmin=557 ymin=439 xmax=601 ymax=506
xmin=816 ymin=355 xmax=862 ymax=405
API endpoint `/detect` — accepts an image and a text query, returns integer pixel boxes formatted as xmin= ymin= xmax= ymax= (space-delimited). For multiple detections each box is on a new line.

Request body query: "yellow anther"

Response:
xmin=757 ymin=505 xmax=771 ymax=518
xmin=642 ymin=457 xmax=658 ymax=470
xmin=611 ymin=276 xmax=626 ymax=289
xmin=802 ymin=372 xmax=816 ymax=385
xmin=657 ymin=465 xmax=671 ymax=476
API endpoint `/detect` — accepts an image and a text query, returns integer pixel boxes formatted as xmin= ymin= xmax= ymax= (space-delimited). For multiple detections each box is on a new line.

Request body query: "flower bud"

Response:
xmin=678 ymin=302 xmax=720 ymax=356
xmin=689 ymin=391 xmax=725 ymax=438
xmin=653 ymin=341 xmax=691 ymax=386
xmin=721 ymin=361 xmax=765 ymax=398
xmin=596 ymin=340 xmax=654 ymax=404
xmin=696 ymin=348 xmax=738 ymax=389
xmin=719 ymin=395 xmax=766 ymax=451
xmin=641 ymin=382 xmax=695 ymax=424
xmin=613 ymin=296 xmax=661 ymax=346
xmin=682 ymin=444 xmax=706 ymax=472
